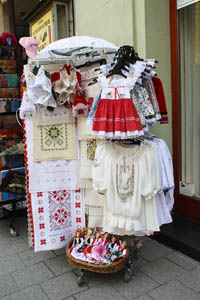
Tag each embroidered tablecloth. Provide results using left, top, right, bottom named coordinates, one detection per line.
left=36, top=106, right=75, bottom=126
left=25, top=119, right=78, bottom=192
left=31, top=189, right=85, bottom=252
left=33, top=118, right=77, bottom=161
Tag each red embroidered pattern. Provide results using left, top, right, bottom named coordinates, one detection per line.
left=40, top=239, right=46, bottom=245
left=48, top=190, right=72, bottom=231
left=60, top=236, right=65, bottom=242
left=38, top=207, right=44, bottom=213
left=39, top=223, right=45, bottom=229
left=37, top=192, right=43, bottom=197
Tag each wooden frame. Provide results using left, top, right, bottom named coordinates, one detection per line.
left=170, top=0, right=200, bottom=222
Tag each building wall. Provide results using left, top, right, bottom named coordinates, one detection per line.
left=74, top=0, right=135, bottom=46
left=145, top=0, right=172, bottom=152
left=74, top=0, right=172, bottom=152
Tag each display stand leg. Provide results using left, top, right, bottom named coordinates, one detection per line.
left=77, top=269, right=85, bottom=286
left=123, top=259, right=134, bottom=283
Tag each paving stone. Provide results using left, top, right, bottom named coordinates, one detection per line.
left=53, top=247, right=66, bottom=256
left=148, top=279, right=200, bottom=300
left=41, top=271, right=88, bottom=300
left=0, top=239, right=29, bottom=257
left=108, top=269, right=158, bottom=300
left=45, top=254, right=74, bottom=276
left=178, top=266, right=200, bottom=292
left=166, top=251, right=198, bottom=271
left=72, top=268, right=121, bottom=286
left=77, top=270, right=108, bottom=288
left=0, top=232, right=10, bottom=245
left=74, top=283, right=127, bottom=300
left=135, top=295, right=154, bottom=300
left=0, top=219, right=9, bottom=228
left=18, top=248, right=56, bottom=266
left=12, top=262, right=54, bottom=290
left=133, top=256, right=149, bottom=269
left=0, top=285, right=49, bottom=300
left=0, top=227, right=27, bottom=241
left=0, top=254, right=25, bottom=276
left=139, top=240, right=172, bottom=262
left=139, top=257, right=186, bottom=284
left=0, top=273, right=18, bottom=298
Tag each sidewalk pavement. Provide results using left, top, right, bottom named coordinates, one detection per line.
left=0, top=217, right=200, bottom=300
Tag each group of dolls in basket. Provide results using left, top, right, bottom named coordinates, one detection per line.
left=69, top=228, right=128, bottom=265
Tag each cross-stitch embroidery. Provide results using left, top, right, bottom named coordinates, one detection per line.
left=40, top=124, right=68, bottom=151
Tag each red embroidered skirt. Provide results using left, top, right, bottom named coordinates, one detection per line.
left=92, top=98, right=143, bottom=138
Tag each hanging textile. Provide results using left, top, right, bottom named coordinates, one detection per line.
left=24, top=119, right=78, bottom=193
left=31, top=189, right=85, bottom=252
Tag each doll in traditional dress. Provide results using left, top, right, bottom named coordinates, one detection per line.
left=87, top=232, right=109, bottom=264
left=69, top=229, right=83, bottom=253
left=77, top=228, right=94, bottom=253
left=107, top=240, right=127, bottom=264
left=84, top=231, right=102, bottom=256
left=106, top=235, right=118, bottom=255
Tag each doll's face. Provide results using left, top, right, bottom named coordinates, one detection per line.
left=96, top=232, right=101, bottom=239
left=104, top=232, right=109, bottom=239
left=87, top=229, right=93, bottom=236
left=122, top=241, right=127, bottom=248
left=111, top=236, right=117, bottom=242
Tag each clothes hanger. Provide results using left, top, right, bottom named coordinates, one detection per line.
left=88, top=78, right=98, bottom=86
left=106, top=60, right=129, bottom=78
left=75, top=58, right=106, bottom=69
left=106, top=67, right=127, bottom=78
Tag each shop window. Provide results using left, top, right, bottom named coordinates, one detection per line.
left=56, top=3, right=68, bottom=39
left=179, top=2, right=200, bottom=198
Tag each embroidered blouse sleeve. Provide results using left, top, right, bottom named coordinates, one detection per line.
left=92, top=143, right=107, bottom=194
left=141, top=145, right=161, bottom=200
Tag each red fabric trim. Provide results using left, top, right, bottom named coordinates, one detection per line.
left=22, top=120, right=35, bottom=247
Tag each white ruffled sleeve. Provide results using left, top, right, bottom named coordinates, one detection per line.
left=92, top=143, right=107, bottom=194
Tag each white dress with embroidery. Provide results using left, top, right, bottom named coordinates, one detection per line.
left=92, top=142, right=160, bottom=234
left=92, top=61, right=146, bottom=139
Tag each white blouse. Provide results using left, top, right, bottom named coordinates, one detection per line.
left=92, top=142, right=160, bottom=233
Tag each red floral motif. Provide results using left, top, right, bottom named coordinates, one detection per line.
left=52, top=190, right=67, bottom=202
left=54, top=208, right=67, bottom=225
left=60, top=236, right=65, bottom=242
left=37, top=192, right=43, bottom=197
left=76, top=217, right=81, bottom=223
left=39, top=223, right=45, bottom=229
left=75, top=202, right=80, bottom=208
left=38, top=207, right=44, bottom=213
left=75, top=189, right=80, bottom=193
left=40, top=239, right=46, bottom=245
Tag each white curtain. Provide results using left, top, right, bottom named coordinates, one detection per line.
left=179, top=2, right=200, bottom=196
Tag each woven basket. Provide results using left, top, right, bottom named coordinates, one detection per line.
left=66, top=238, right=129, bottom=274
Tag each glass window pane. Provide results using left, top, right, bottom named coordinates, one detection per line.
left=179, top=3, right=200, bottom=198
left=56, top=4, right=68, bottom=39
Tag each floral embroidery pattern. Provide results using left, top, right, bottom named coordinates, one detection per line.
left=116, top=158, right=135, bottom=202
left=48, top=190, right=72, bottom=231
left=87, top=139, right=97, bottom=160
left=40, top=124, right=68, bottom=151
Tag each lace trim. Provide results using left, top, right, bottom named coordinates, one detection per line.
left=92, top=130, right=144, bottom=139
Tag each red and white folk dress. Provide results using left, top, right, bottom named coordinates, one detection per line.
left=92, top=74, right=144, bottom=139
